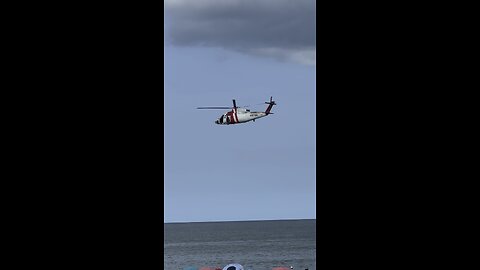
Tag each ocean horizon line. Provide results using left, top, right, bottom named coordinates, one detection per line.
left=164, top=218, right=316, bottom=224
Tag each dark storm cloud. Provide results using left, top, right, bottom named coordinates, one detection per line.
left=165, top=0, right=316, bottom=65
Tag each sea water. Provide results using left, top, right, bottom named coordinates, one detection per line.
left=164, top=219, right=316, bottom=270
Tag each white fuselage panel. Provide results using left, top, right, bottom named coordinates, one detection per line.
left=236, top=111, right=266, bottom=123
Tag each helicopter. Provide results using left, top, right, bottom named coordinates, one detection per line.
left=197, top=97, right=276, bottom=125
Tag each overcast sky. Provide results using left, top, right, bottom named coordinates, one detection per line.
left=164, top=0, right=316, bottom=223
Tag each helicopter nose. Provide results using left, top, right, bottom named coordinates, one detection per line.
left=215, top=120, right=219, bottom=124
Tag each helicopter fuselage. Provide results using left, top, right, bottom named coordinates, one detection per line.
left=215, top=109, right=268, bottom=125
left=198, top=97, right=276, bottom=125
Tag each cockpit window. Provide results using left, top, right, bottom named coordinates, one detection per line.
left=219, top=115, right=223, bottom=124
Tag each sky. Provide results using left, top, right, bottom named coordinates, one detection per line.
left=164, top=0, right=316, bottom=223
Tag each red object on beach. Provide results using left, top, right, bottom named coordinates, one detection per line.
left=272, top=268, right=290, bottom=270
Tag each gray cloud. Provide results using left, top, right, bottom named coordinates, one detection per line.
left=165, top=0, right=316, bottom=66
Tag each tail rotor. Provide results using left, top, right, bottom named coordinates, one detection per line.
left=264, top=96, right=276, bottom=105
left=264, top=96, right=276, bottom=114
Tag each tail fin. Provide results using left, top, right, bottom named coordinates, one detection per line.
left=264, top=96, right=276, bottom=114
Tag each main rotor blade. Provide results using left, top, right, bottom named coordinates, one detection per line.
left=197, top=107, right=232, bottom=109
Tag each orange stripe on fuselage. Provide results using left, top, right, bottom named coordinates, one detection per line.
left=228, top=109, right=239, bottom=124
left=234, top=109, right=239, bottom=123
left=227, top=111, right=235, bottom=124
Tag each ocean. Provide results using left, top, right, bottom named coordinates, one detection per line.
left=164, top=219, right=316, bottom=270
